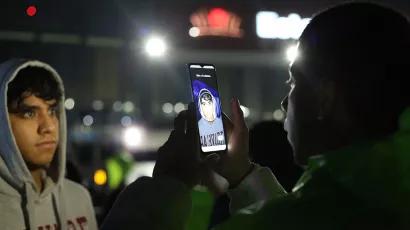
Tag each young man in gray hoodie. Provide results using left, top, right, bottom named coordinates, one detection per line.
left=0, top=59, right=97, bottom=230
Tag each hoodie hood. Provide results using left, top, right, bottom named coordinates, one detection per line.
left=0, top=59, right=67, bottom=192
left=198, top=88, right=217, bottom=121
left=0, top=59, right=67, bottom=229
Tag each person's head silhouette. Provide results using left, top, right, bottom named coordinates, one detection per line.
left=281, top=3, right=410, bottom=166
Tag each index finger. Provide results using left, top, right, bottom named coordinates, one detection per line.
left=174, top=110, right=187, bottom=133
left=186, top=102, right=199, bottom=144
left=222, top=112, right=234, bottom=137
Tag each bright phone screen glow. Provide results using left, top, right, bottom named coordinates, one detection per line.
left=188, top=64, right=227, bottom=153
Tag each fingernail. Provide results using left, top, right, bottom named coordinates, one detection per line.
left=231, top=98, right=240, bottom=105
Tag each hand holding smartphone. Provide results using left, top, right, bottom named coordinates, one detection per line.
left=187, top=63, right=228, bottom=155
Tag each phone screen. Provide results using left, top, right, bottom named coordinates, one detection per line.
left=188, top=64, right=227, bottom=153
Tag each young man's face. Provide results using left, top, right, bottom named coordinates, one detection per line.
left=200, top=97, right=214, bottom=121
left=282, top=42, right=324, bottom=166
left=8, top=94, right=59, bottom=169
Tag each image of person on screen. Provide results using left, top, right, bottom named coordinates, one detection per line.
left=198, top=88, right=225, bottom=147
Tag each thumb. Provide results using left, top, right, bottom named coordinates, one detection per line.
left=231, top=98, right=246, bottom=131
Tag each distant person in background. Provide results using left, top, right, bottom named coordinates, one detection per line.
left=105, top=148, right=135, bottom=191
left=208, top=120, right=303, bottom=228
left=0, top=60, right=97, bottom=230
left=97, top=148, right=134, bottom=225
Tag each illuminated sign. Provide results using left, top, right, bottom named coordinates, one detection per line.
left=189, top=8, right=244, bottom=38
left=256, top=11, right=311, bottom=40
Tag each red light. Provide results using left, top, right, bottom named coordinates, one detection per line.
left=208, top=8, right=229, bottom=28
left=27, top=6, right=36, bottom=17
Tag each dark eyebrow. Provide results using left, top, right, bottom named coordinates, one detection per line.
left=16, top=102, right=38, bottom=110
left=9, top=104, right=37, bottom=114
left=16, top=101, right=58, bottom=111
left=48, top=102, right=58, bottom=108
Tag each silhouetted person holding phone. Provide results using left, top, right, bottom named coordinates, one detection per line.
left=102, top=3, right=410, bottom=229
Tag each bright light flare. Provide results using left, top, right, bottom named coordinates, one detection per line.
left=145, top=37, right=166, bottom=57
left=287, top=45, right=298, bottom=62
left=240, top=105, right=250, bottom=118
left=123, top=127, right=143, bottom=149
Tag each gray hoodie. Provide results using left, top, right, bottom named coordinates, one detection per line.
left=0, top=59, right=97, bottom=230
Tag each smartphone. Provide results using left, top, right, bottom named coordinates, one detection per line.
left=187, top=63, right=227, bottom=154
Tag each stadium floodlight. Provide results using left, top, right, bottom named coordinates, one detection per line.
left=144, top=36, right=166, bottom=57
left=122, top=126, right=144, bottom=149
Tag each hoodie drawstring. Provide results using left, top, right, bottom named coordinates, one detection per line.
left=23, top=182, right=36, bottom=230
left=53, top=187, right=68, bottom=230
left=23, top=183, right=68, bottom=230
